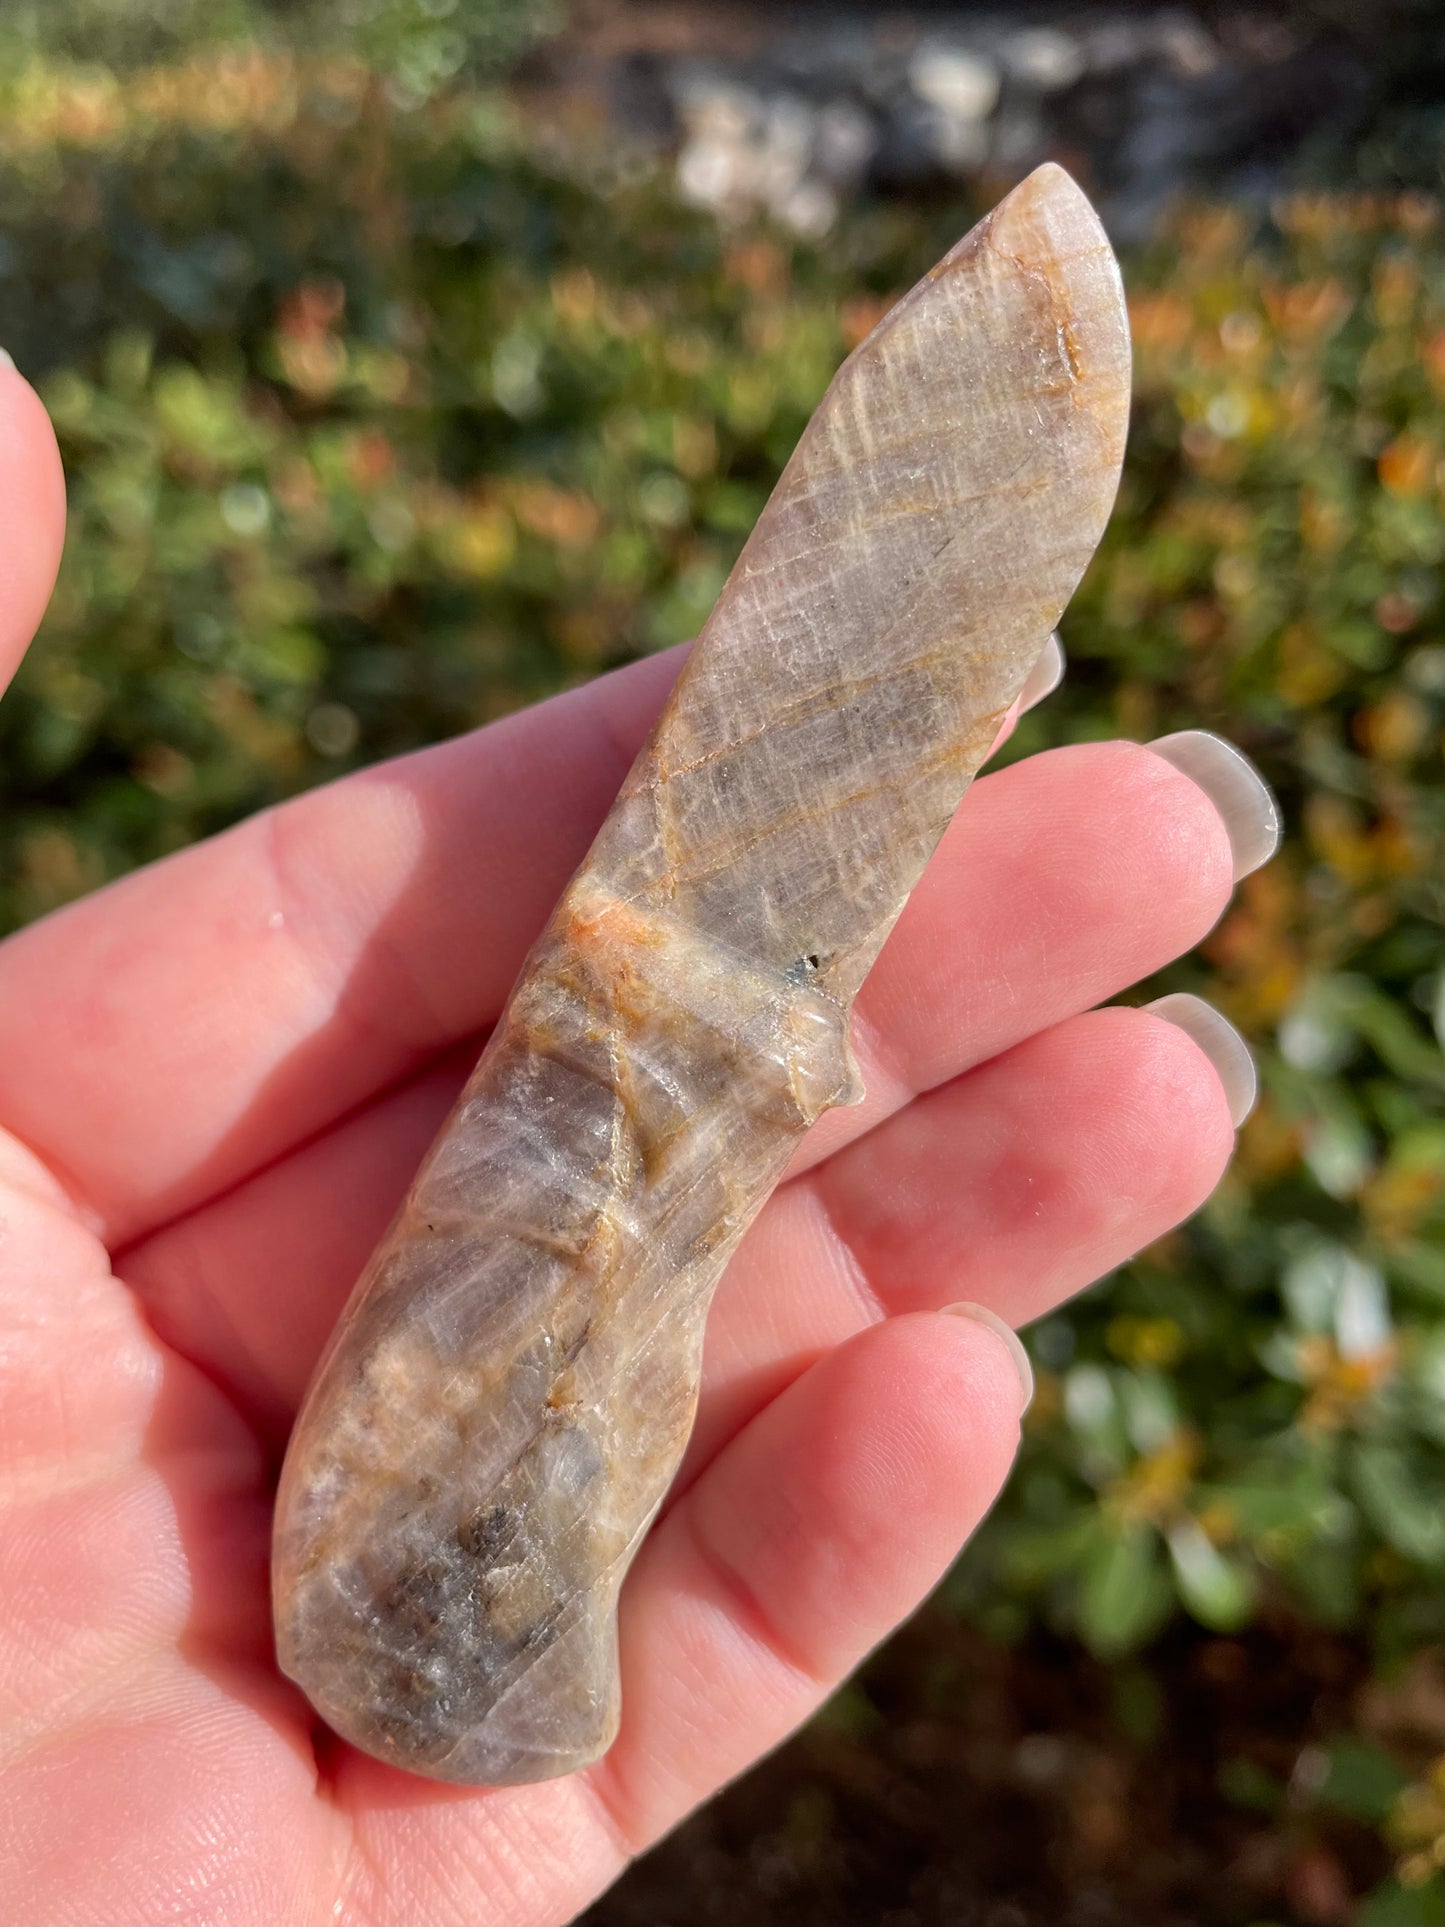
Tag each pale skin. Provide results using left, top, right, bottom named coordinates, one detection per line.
left=0, top=355, right=1245, bottom=1925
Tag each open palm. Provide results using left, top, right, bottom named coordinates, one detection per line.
left=0, top=355, right=1262, bottom=1924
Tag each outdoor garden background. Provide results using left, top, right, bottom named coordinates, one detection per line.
left=2, top=3, right=1443, bottom=1921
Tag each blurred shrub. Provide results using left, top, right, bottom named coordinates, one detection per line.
left=962, top=194, right=1445, bottom=1662
left=0, top=39, right=1442, bottom=1909
left=0, top=48, right=866, bottom=912
left=1, top=0, right=557, bottom=96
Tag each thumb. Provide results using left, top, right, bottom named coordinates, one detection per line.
left=0, top=351, right=67, bottom=700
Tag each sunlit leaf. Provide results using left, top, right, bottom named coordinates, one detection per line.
left=1166, top=1519, right=1257, bottom=1631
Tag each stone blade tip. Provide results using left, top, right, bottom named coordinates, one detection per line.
left=1011, top=159, right=1090, bottom=213
left=988, top=161, right=1131, bottom=421
left=991, top=161, right=1114, bottom=269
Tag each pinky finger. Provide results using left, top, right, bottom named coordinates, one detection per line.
left=587, top=1305, right=1031, bottom=1853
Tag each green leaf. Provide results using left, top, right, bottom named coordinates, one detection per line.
left=1077, top=1524, right=1171, bottom=1657
left=1387, top=1240, right=1445, bottom=1304
left=1116, top=1371, right=1181, bottom=1454
left=1352, top=1441, right=1445, bottom=1565
left=1166, top=1519, right=1257, bottom=1631
left=1314, top=1738, right=1410, bottom=1823
left=1281, top=1236, right=1388, bottom=1345
left=1197, top=1464, right=1350, bottom=1541
left=1334, top=977, right=1445, bottom=1092
left=1062, top=1363, right=1130, bottom=1474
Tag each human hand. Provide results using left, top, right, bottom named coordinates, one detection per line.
left=0, top=354, right=1274, bottom=1924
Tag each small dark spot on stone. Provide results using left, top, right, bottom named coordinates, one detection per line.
left=385, top=1553, right=451, bottom=1639
left=460, top=1503, right=516, bottom=1560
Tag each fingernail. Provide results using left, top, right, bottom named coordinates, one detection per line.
left=942, top=1302, right=1034, bottom=1414
left=1147, top=730, right=1281, bottom=881
left=1019, top=632, right=1065, bottom=712
left=1146, top=992, right=1258, bottom=1126
left=0, top=348, right=14, bottom=373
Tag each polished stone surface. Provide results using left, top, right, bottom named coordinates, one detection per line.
left=272, top=162, right=1132, bottom=1786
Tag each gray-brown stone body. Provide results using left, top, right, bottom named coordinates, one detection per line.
left=272, top=163, right=1132, bottom=1785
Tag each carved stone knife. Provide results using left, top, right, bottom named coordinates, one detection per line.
left=272, top=162, right=1132, bottom=1785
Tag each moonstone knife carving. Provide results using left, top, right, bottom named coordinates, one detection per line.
left=272, top=162, right=1131, bottom=1785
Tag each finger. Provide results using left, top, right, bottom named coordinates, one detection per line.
left=0, top=1160, right=347, bottom=1927
left=680, top=1001, right=1236, bottom=1478
left=787, top=735, right=1236, bottom=1173
left=0, top=355, right=67, bottom=694
left=0, top=646, right=680, bottom=1240
left=324, top=1309, right=1025, bottom=1915
left=19, top=723, right=1237, bottom=1247
left=123, top=1003, right=1233, bottom=1461
left=121, top=1049, right=475, bottom=1444
left=0, top=596, right=1056, bottom=1233
left=582, top=1305, right=1028, bottom=1852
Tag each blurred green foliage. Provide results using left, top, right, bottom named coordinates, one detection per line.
left=0, top=0, right=557, bottom=97
left=960, top=199, right=1445, bottom=1651
left=1, top=36, right=1443, bottom=1912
